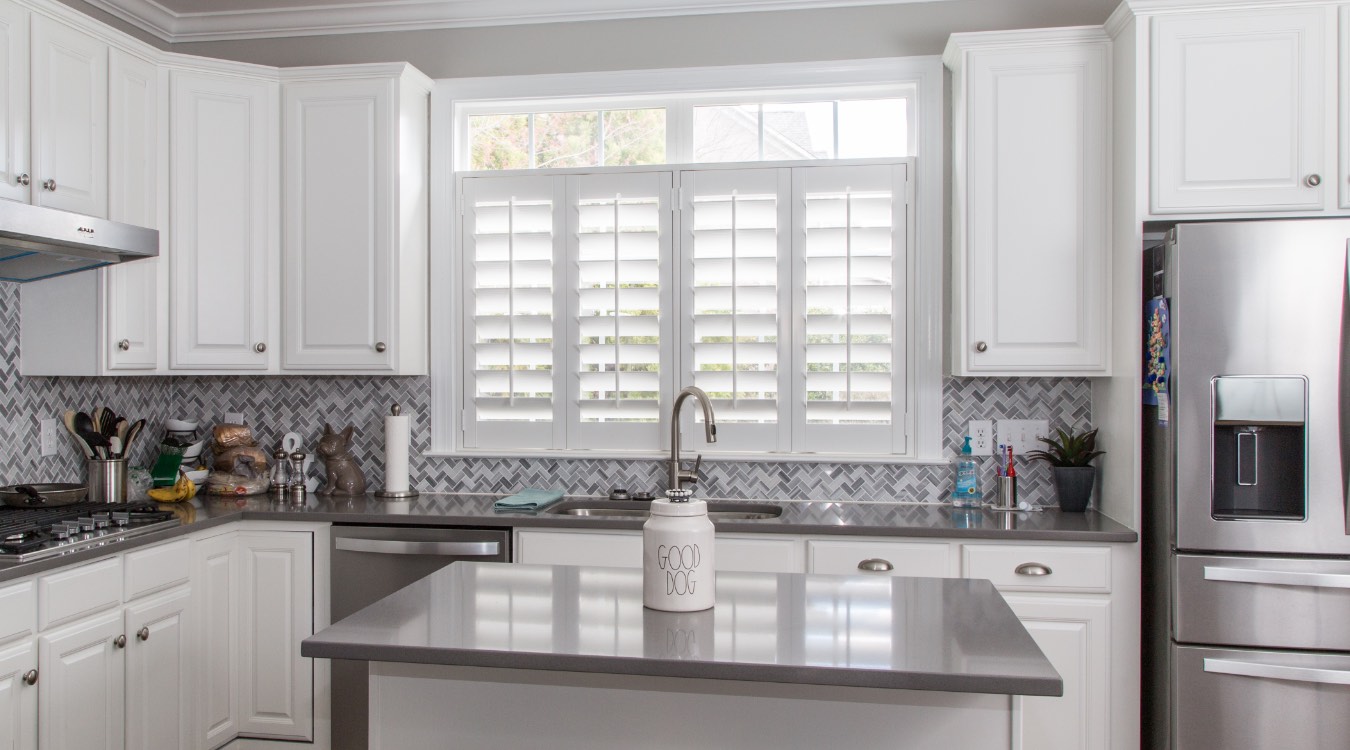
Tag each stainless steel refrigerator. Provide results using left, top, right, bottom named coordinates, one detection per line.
left=1142, top=218, right=1350, bottom=750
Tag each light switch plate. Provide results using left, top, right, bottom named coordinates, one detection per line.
left=997, top=419, right=1050, bottom=457
left=224, top=412, right=245, bottom=426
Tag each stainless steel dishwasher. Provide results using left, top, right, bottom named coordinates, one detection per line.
left=330, top=524, right=510, bottom=750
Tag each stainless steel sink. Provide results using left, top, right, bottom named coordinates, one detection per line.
left=546, top=500, right=783, bottom=521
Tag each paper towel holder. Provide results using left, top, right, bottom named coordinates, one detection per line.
left=375, top=403, right=421, bottom=500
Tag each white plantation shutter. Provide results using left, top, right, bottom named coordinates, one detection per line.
left=680, top=168, right=792, bottom=452
left=793, top=163, right=908, bottom=454
left=566, top=171, right=674, bottom=450
left=461, top=175, right=565, bottom=449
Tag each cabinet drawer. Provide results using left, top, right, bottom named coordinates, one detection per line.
left=38, top=556, right=122, bottom=631
left=807, top=539, right=953, bottom=578
left=0, top=580, right=35, bottom=646
left=963, top=544, right=1110, bottom=593
left=718, top=535, right=801, bottom=574
left=124, top=538, right=191, bottom=600
left=515, top=530, right=643, bottom=568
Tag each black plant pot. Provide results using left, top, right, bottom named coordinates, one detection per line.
left=1053, top=466, right=1095, bottom=512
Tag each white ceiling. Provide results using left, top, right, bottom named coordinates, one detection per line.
left=83, top=0, right=957, bottom=43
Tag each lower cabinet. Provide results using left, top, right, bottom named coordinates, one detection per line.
left=0, top=640, right=37, bottom=750
left=1003, top=595, right=1110, bottom=750
left=125, top=587, right=193, bottom=750
left=38, top=610, right=125, bottom=750
left=514, top=529, right=801, bottom=573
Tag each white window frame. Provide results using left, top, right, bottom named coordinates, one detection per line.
left=431, top=57, right=945, bottom=463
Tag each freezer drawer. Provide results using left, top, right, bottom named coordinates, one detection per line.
left=1175, top=554, right=1350, bottom=651
left=1174, top=645, right=1350, bottom=750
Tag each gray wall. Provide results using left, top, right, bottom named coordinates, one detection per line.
left=149, top=0, right=1117, bottom=77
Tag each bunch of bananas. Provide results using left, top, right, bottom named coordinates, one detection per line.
left=148, top=471, right=197, bottom=503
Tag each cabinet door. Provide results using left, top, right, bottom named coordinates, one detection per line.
left=1152, top=7, right=1328, bottom=213
left=195, top=532, right=238, bottom=750
left=29, top=15, right=106, bottom=217
left=125, top=587, right=192, bottom=750
left=807, top=538, right=953, bottom=577
left=0, top=0, right=27, bottom=205
left=237, top=532, right=313, bottom=740
left=105, top=49, right=164, bottom=372
left=170, top=70, right=277, bottom=370
left=956, top=39, right=1109, bottom=374
left=37, top=610, right=125, bottom=750
left=0, top=640, right=36, bottom=750
left=281, top=78, right=393, bottom=370
left=1002, top=595, right=1110, bottom=750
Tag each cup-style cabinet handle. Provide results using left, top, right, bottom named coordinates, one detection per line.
left=858, top=558, right=894, bottom=572
left=1015, top=562, right=1052, bottom=577
left=114, top=634, right=126, bottom=649
left=375, top=342, right=387, bottom=353
left=22, top=669, right=36, bottom=686
left=41, top=178, right=55, bottom=192
left=254, top=342, right=266, bottom=353
left=1306, top=174, right=1322, bottom=187
left=137, top=626, right=150, bottom=642
left=117, top=339, right=130, bottom=351
left=975, top=341, right=988, bottom=353
left=15, top=173, right=28, bottom=186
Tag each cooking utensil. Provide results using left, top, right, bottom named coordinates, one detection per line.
left=123, top=419, right=145, bottom=458
left=62, top=410, right=94, bottom=459
left=0, top=483, right=87, bottom=507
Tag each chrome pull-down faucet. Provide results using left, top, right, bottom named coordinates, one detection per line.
left=669, top=386, right=717, bottom=492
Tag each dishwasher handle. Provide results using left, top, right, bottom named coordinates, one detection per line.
left=334, top=537, right=502, bottom=557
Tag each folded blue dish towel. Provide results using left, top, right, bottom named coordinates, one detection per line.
left=493, top=488, right=565, bottom=512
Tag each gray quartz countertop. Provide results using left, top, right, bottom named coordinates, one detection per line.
left=0, top=492, right=1135, bottom=583
left=301, top=561, right=1064, bottom=696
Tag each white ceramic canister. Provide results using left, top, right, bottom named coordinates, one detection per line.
left=643, top=489, right=715, bottom=612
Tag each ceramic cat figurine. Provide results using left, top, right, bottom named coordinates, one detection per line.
left=316, top=423, right=367, bottom=496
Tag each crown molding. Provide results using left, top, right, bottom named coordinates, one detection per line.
left=943, top=25, right=1109, bottom=71
left=81, top=0, right=953, bottom=43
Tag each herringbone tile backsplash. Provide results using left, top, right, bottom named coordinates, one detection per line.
left=0, top=282, right=1090, bottom=505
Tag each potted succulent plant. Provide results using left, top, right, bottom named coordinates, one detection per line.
left=1027, top=426, right=1104, bottom=512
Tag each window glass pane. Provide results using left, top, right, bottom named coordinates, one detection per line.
left=535, top=111, right=600, bottom=168
left=763, top=102, right=834, bottom=160
left=603, top=109, right=666, bottom=166
left=837, top=99, right=908, bottom=158
left=469, top=114, right=530, bottom=170
left=693, top=105, right=761, bottom=163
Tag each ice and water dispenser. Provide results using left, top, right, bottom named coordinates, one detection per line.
left=1210, top=376, right=1308, bottom=521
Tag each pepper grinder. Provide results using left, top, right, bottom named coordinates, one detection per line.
left=288, top=451, right=308, bottom=503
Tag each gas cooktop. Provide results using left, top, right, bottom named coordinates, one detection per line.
left=0, top=502, right=182, bottom=563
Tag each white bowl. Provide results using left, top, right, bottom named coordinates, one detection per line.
left=184, top=469, right=209, bottom=483
left=165, top=419, right=199, bottom=433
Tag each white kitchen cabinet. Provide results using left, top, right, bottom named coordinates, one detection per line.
left=514, top=529, right=804, bottom=573
left=124, top=586, right=192, bottom=750
left=237, top=531, right=313, bottom=741
left=0, top=640, right=36, bottom=750
left=194, top=532, right=238, bottom=750
left=280, top=66, right=430, bottom=374
left=0, top=0, right=27, bottom=205
left=169, top=69, right=278, bottom=371
left=945, top=28, right=1110, bottom=375
left=29, top=14, right=106, bottom=218
left=806, top=538, right=953, bottom=577
left=1003, top=595, right=1110, bottom=750
left=1152, top=6, right=1329, bottom=214
left=37, top=610, right=125, bottom=750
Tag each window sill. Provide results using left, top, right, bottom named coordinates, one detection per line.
left=423, top=448, right=947, bottom=466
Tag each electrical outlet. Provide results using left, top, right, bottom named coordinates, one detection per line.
left=224, top=412, right=245, bottom=426
left=39, top=418, right=60, bottom=457
left=967, top=420, right=993, bottom=455
left=997, top=419, right=1051, bottom=457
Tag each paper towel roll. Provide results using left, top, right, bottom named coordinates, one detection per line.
left=384, top=412, right=411, bottom=493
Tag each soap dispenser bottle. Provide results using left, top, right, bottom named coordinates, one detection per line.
left=643, top=488, right=715, bottom=612
left=952, top=436, right=980, bottom=508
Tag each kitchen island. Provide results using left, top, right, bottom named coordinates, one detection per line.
left=303, top=561, right=1061, bottom=749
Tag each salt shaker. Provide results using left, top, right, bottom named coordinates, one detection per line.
left=270, top=449, right=292, bottom=495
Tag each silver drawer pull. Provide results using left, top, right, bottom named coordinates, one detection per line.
left=1204, top=658, right=1350, bottom=686
left=1015, top=563, right=1052, bottom=576
left=335, top=538, right=500, bottom=557
left=857, top=558, right=893, bottom=572
left=1203, top=566, right=1350, bottom=589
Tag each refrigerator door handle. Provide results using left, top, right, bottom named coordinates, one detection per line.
left=1204, top=657, right=1350, bottom=686
left=1204, top=565, right=1350, bottom=589
left=1343, top=241, right=1350, bottom=533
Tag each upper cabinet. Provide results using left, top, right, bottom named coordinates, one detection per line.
left=1151, top=6, right=1329, bottom=214
left=945, top=28, right=1111, bottom=376
left=0, top=0, right=27, bottom=204
left=30, top=14, right=106, bottom=218
left=280, top=66, right=430, bottom=374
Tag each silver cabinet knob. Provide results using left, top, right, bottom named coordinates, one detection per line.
left=117, top=339, right=130, bottom=351
left=375, top=342, right=387, bottom=353
left=254, top=342, right=266, bottom=353
left=1015, top=562, right=1052, bottom=577
left=22, top=669, right=36, bottom=686
left=1305, top=174, right=1322, bottom=187
left=15, top=173, right=28, bottom=186
left=41, top=178, right=55, bottom=192
left=114, top=634, right=126, bottom=649
left=857, top=558, right=894, bottom=572
left=137, top=626, right=149, bottom=642
left=975, top=341, right=988, bottom=353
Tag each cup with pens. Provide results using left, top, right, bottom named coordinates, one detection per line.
left=992, top=443, right=1017, bottom=511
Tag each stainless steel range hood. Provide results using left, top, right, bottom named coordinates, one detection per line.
left=0, top=200, right=158, bottom=282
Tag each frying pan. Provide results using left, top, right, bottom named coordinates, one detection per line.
left=0, top=484, right=88, bottom=508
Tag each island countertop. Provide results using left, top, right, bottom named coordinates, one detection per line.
left=301, top=561, right=1063, bottom=697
